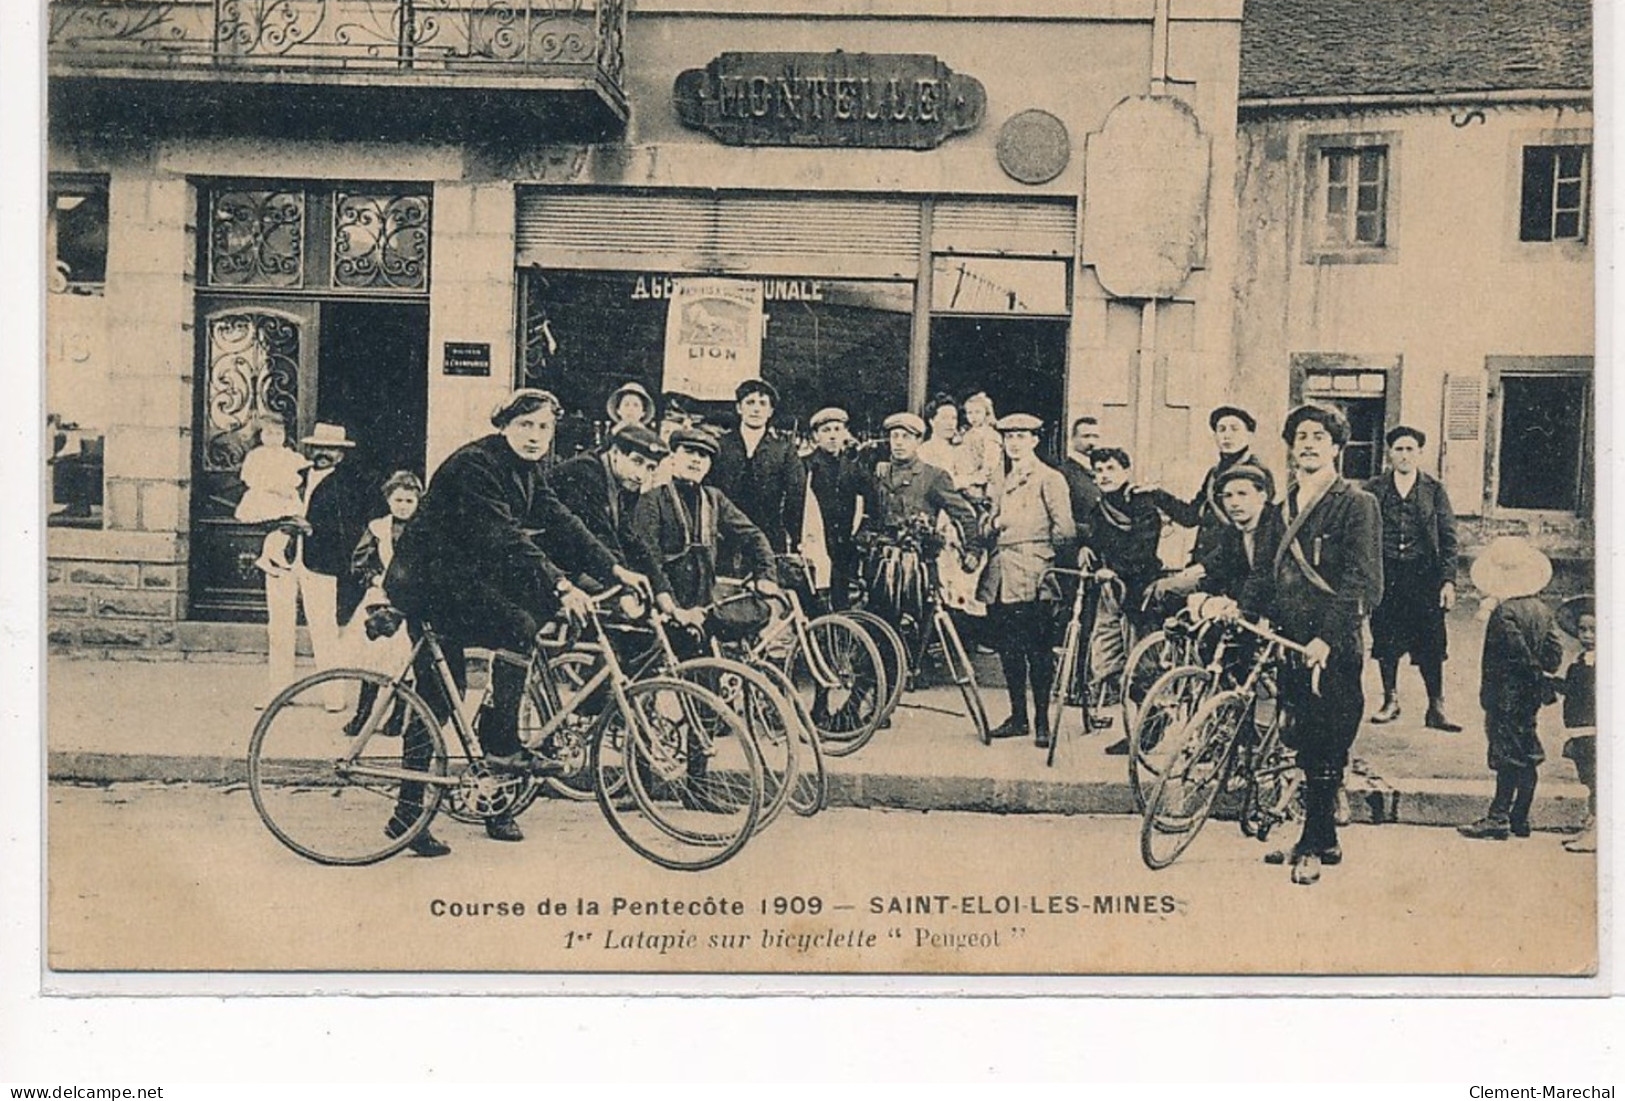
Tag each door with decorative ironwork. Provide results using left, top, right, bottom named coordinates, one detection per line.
left=191, top=301, right=320, bottom=621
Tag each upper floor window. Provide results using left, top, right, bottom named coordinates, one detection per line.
left=1321, top=146, right=1388, bottom=248
left=1519, top=144, right=1590, bottom=243
left=48, top=174, right=109, bottom=294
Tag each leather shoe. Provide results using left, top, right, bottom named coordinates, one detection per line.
left=1458, top=817, right=1510, bottom=840
left=1424, top=705, right=1463, bottom=733
left=485, top=750, right=565, bottom=777
left=1291, top=853, right=1322, bottom=885
left=1034, top=731, right=1051, bottom=749
left=1371, top=696, right=1401, bottom=724
left=1103, top=737, right=1130, bottom=756
left=485, top=815, right=525, bottom=842
left=1319, top=845, right=1342, bottom=866
left=385, top=817, right=451, bottom=858
left=1511, top=821, right=1532, bottom=838
left=987, top=717, right=1030, bottom=740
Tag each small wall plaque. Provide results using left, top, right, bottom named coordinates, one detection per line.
left=443, top=341, right=492, bottom=377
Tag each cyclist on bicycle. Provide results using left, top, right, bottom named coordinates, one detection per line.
left=384, top=389, right=652, bottom=850
left=546, top=423, right=667, bottom=564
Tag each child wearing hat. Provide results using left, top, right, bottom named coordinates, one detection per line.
left=1459, top=537, right=1566, bottom=840
left=1553, top=595, right=1596, bottom=853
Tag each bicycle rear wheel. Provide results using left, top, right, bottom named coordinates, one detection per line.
left=752, top=659, right=828, bottom=817
left=842, top=608, right=906, bottom=726
left=591, top=677, right=763, bottom=871
left=787, top=614, right=887, bottom=758
left=248, top=668, right=447, bottom=866
left=1239, top=695, right=1303, bottom=841
left=672, top=656, right=798, bottom=831
left=1140, top=688, right=1249, bottom=870
left=1128, top=664, right=1214, bottom=811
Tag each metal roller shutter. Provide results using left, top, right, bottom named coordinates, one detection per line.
left=516, top=190, right=921, bottom=278
left=932, top=197, right=1077, bottom=257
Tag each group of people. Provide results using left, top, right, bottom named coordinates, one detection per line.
left=235, top=377, right=1597, bottom=877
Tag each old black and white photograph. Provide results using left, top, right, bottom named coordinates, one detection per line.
left=25, top=0, right=1607, bottom=988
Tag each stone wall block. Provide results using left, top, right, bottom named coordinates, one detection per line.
left=95, top=590, right=176, bottom=619
left=139, top=481, right=187, bottom=533
left=105, top=426, right=188, bottom=481
left=66, top=562, right=139, bottom=587
left=49, top=592, right=91, bottom=615
left=81, top=623, right=151, bottom=648
left=140, top=564, right=180, bottom=589
left=48, top=622, right=80, bottom=648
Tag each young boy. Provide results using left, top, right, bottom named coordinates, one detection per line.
left=1459, top=537, right=1565, bottom=840
left=1555, top=595, right=1596, bottom=854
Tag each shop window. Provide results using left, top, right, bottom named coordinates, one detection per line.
left=1519, top=145, right=1590, bottom=243
left=47, top=414, right=104, bottom=528
left=1495, top=373, right=1590, bottom=512
left=48, top=175, right=108, bottom=293
left=519, top=269, right=911, bottom=452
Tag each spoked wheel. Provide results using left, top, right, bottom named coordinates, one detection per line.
left=935, top=610, right=991, bottom=744
left=751, top=659, right=828, bottom=817
left=248, top=668, right=448, bottom=866
left=1128, top=665, right=1214, bottom=812
left=524, top=650, right=610, bottom=803
left=1140, top=688, right=1249, bottom=870
left=1239, top=698, right=1303, bottom=841
left=672, top=656, right=798, bottom=831
left=787, top=614, right=887, bottom=758
left=1122, top=629, right=1194, bottom=732
left=591, top=676, right=763, bottom=871
left=842, top=608, right=907, bottom=727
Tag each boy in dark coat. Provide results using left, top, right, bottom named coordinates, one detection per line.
left=1555, top=595, right=1596, bottom=853
left=709, top=378, right=805, bottom=569
left=1144, top=405, right=1276, bottom=568
left=1459, top=538, right=1565, bottom=841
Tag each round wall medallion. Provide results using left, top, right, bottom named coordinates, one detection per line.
left=996, top=109, right=1071, bottom=185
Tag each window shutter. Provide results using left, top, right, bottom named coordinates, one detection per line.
left=932, top=198, right=1076, bottom=257
left=516, top=191, right=920, bottom=278
left=1440, top=373, right=1485, bottom=517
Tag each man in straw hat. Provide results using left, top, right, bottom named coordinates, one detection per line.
left=1366, top=425, right=1463, bottom=731
left=1458, top=537, right=1565, bottom=841
left=1262, top=403, right=1383, bottom=886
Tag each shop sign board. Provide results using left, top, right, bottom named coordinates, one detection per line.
left=674, top=52, right=985, bottom=149
left=662, top=278, right=765, bottom=400
left=442, top=341, right=492, bottom=377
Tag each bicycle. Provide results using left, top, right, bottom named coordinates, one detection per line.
left=247, top=586, right=765, bottom=871
left=1120, top=599, right=1206, bottom=734
left=1037, top=565, right=1101, bottom=767
left=1139, top=615, right=1309, bottom=870
left=858, top=523, right=991, bottom=744
left=1124, top=610, right=1232, bottom=810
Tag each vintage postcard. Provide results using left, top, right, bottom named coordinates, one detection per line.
left=40, top=0, right=1602, bottom=983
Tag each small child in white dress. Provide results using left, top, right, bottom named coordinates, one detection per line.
left=235, top=417, right=310, bottom=575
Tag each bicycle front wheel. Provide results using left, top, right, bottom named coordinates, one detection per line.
left=936, top=610, right=991, bottom=744
left=248, top=668, right=448, bottom=866
left=592, top=677, right=763, bottom=872
left=787, top=614, right=887, bottom=758
left=1128, top=664, right=1214, bottom=811
left=751, top=658, right=828, bottom=817
left=1122, top=628, right=1190, bottom=732
left=672, top=656, right=798, bottom=831
left=1044, top=619, right=1083, bottom=768
left=528, top=649, right=609, bottom=803
left=842, top=608, right=907, bottom=726
left=1140, top=688, right=1249, bottom=870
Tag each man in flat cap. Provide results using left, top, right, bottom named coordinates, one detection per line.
left=978, top=414, right=1077, bottom=745
left=630, top=426, right=777, bottom=629
left=802, top=406, right=870, bottom=609
left=710, top=378, right=806, bottom=575
left=385, top=389, right=650, bottom=851
left=547, top=423, right=667, bottom=569
left=1148, top=462, right=1283, bottom=616
left=1364, top=425, right=1462, bottom=731
left=1262, top=403, right=1383, bottom=885
left=1144, top=405, right=1276, bottom=570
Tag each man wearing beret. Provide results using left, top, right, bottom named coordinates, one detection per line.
left=546, top=423, right=667, bottom=569
left=1365, top=426, right=1462, bottom=731
left=1263, top=403, right=1384, bottom=885
left=803, top=407, right=870, bottom=609
left=385, top=389, right=650, bottom=851
left=709, top=378, right=806, bottom=574
left=1145, top=405, right=1276, bottom=568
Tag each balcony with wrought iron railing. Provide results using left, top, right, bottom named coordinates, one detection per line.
left=49, top=0, right=628, bottom=139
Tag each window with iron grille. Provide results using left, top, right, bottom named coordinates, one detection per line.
left=1519, top=144, right=1590, bottom=243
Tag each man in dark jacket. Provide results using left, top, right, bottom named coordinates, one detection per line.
left=1147, top=463, right=1283, bottom=616
left=630, top=426, right=777, bottom=624
left=546, top=424, right=667, bottom=568
left=803, top=406, right=870, bottom=609
left=385, top=389, right=648, bottom=851
left=1145, top=405, right=1276, bottom=568
left=709, top=378, right=805, bottom=572
left=1059, top=415, right=1103, bottom=543
left=1264, top=403, right=1384, bottom=886
left=1365, top=426, right=1462, bottom=731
